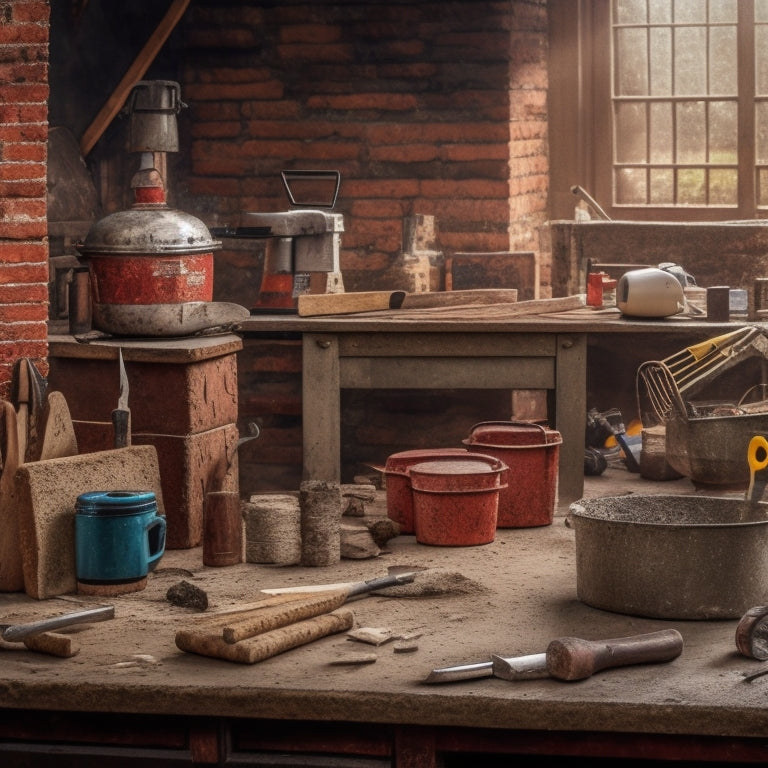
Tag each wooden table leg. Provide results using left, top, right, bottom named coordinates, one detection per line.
left=554, top=332, right=587, bottom=504
left=302, top=332, right=341, bottom=482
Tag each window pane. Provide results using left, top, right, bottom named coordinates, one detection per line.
left=649, top=0, right=672, bottom=25
left=616, top=28, right=648, bottom=95
left=710, top=26, right=737, bottom=93
left=650, top=102, right=673, bottom=162
left=758, top=169, right=768, bottom=206
left=677, top=168, right=706, bottom=204
left=616, top=167, right=647, bottom=204
left=756, top=102, right=768, bottom=163
left=649, top=168, right=674, bottom=203
left=616, top=103, right=647, bottom=162
left=614, top=0, right=647, bottom=25
left=709, top=101, right=737, bottom=162
left=757, top=0, right=768, bottom=24
left=650, top=27, right=672, bottom=95
left=708, top=0, right=736, bottom=24
left=757, top=25, right=768, bottom=95
left=674, top=0, right=706, bottom=24
left=675, top=27, right=707, bottom=94
left=709, top=168, right=737, bottom=205
left=677, top=101, right=706, bottom=162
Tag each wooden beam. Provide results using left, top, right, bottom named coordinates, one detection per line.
left=79, top=0, right=191, bottom=157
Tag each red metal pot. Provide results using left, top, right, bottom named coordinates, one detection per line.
left=77, top=169, right=221, bottom=337
left=409, top=457, right=507, bottom=546
left=463, top=421, right=562, bottom=528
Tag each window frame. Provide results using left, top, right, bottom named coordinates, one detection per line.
left=548, top=0, right=767, bottom=222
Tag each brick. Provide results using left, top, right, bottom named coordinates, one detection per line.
left=49, top=353, right=239, bottom=434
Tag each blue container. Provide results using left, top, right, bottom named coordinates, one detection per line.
left=75, top=490, right=166, bottom=584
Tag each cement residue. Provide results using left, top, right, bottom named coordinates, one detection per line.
left=371, top=567, right=488, bottom=598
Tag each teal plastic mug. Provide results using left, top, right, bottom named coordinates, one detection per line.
left=75, top=490, right=166, bottom=584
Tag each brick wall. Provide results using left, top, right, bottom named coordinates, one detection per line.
left=170, top=0, right=552, bottom=493
left=175, top=0, right=550, bottom=297
left=0, top=0, right=50, bottom=398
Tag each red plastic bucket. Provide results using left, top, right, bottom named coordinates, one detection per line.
left=463, top=421, right=562, bottom=528
left=409, top=457, right=507, bottom=546
left=384, top=448, right=468, bottom=534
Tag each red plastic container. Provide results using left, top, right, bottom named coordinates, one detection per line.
left=384, top=448, right=468, bottom=534
left=463, top=421, right=562, bottom=528
left=409, top=458, right=507, bottom=546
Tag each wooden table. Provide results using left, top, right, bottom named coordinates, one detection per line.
left=241, top=304, right=744, bottom=505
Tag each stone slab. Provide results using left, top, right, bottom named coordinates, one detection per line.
left=15, top=445, right=164, bottom=599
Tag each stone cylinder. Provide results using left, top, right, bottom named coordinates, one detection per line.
left=243, top=494, right=301, bottom=565
left=299, top=480, right=342, bottom=567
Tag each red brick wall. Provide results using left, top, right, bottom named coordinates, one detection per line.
left=175, top=0, right=550, bottom=296
left=0, top=0, right=50, bottom=398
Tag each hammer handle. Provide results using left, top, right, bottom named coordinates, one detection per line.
left=545, top=629, right=683, bottom=681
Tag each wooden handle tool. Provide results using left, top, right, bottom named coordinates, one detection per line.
left=175, top=608, right=354, bottom=664
left=545, top=629, right=683, bottom=681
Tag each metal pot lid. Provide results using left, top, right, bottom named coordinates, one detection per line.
left=464, top=420, right=561, bottom=447
left=77, top=207, right=221, bottom=255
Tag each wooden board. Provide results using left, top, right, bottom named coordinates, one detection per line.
left=298, top=289, right=520, bottom=317
left=16, top=445, right=164, bottom=599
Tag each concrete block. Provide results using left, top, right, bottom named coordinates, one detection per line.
left=49, top=353, right=238, bottom=434
left=16, top=446, right=164, bottom=600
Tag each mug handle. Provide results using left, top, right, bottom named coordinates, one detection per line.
left=146, top=516, right=167, bottom=567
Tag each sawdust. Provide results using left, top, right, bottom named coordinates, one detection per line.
left=370, top=567, right=488, bottom=598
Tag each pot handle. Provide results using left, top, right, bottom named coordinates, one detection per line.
left=467, top=420, right=549, bottom=436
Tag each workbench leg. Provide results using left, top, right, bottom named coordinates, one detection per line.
left=555, top=333, right=587, bottom=505
left=302, top=333, right=341, bottom=483
left=394, top=726, right=440, bottom=768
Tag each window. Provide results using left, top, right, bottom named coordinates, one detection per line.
left=548, top=0, right=768, bottom=220
left=610, top=0, right=768, bottom=215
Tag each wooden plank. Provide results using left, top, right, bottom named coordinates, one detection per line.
left=80, top=0, right=192, bottom=156
left=338, top=333, right=558, bottom=358
left=387, top=295, right=583, bottom=321
left=339, top=357, right=554, bottom=390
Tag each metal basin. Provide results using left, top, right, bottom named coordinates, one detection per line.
left=569, top=495, right=768, bottom=619
left=666, top=410, right=768, bottom=487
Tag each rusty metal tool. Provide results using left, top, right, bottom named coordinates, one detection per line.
left=1, top=604, right=115, bottom=642
left=423, top=629, right=683, bottom=684
left=112, top=348, right=131, bottom=448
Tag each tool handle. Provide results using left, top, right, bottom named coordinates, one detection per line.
left=112, top=408, right=131, bottom=448
left=545, top=629, right=683, bottom=681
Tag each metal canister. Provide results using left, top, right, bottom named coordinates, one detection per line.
left=77, top=173, right=221, bottom=336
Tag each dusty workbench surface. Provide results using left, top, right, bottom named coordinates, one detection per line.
left=0, top=471, right=763, bottom=741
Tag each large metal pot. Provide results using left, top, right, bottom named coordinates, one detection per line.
left=665, top=409, right=768, bottom=487
left=76, top=171, right=221, bottom=337
left=569, top=495, right=768, bottom=619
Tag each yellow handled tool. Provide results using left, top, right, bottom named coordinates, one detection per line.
left=746, top=435, right=768, bottom=504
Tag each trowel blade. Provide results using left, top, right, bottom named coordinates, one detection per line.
left=423, top=651, right=550, bottom=684
left=491, top=652, right=549, bottom=681
left=422, top=659, right=494, bottom=684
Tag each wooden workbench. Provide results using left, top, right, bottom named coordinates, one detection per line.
left=0, top=473, right=766, bottom=766
left=241, top=304, right=743, bottom=505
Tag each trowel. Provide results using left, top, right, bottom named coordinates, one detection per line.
left=1, top=605, right=115, bottom=642
left=423, top=629, right=683, bottom=684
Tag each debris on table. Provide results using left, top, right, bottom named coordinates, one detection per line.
left=347, top=627, right=396, bottom=646
left=167, top=580, right=209, bottom=611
